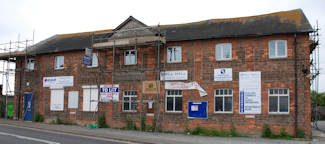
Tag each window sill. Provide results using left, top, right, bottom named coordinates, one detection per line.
left=165, top=111, right=182, bottom=113
left=124, top=64, right=137, bottom=66
left=213, top=112, right=233, bottom=114
left=167, top=61, right=182, bottom=64
left=87, top=66, right=98, bottom=68
left=214, top=59, right=232, bottom=62
left=268, top=57, right=288, bottom=59
left=54, top=68, right=64, bottom=70
left=268, top=112, right=290, bottom=115
left=122, top=110, right=137, bottom=113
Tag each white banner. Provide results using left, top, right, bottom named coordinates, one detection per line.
left=43, top=76, right=74, bottom=87
left=165, top=81, right=207, bottom=97
left=214, top=68, right=232, bottom=81
left=239, top=71, right=261, bottom=114
left=100, top=84, right=119, bottom=101
left=160, top=70, right=188, bottom=80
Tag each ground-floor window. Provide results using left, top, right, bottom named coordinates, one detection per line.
left=166, top=90, right=182, bottom=112
left=214, top=88, right=233, bottom=113
left=50, top=87, right=64, bottom=111
left=82, top=86, right=98, bottom=111
left=269, top=88, right=289, bottom=114
left=123, top=90, right=137, bottom=111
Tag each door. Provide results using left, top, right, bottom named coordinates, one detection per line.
left=24, top=94, right=33, bottom=121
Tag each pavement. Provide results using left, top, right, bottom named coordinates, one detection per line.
left=311, top=121, right=325, bottom=141
left=1, top=118, right=325, bottom=144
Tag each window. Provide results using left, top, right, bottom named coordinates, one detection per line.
left=82, top=86, right=98, bottom=111
left=123, top=90, right=137, bottom=111
left=124, top=50, right=137, bottom=65
left=166, top=90, right=182, bottom=112
left=214, top=88, right=233, bottom=113
left=87, top=53, right=98, bottom=67
left=269, top=40, right=287, bottom=58
left=50, top=87, right=64, bottom=111
left=26, top=58, right=34, bottom=70
left=269, top=88, right=289, bottom=114
left=167, top=46, right=182, bottom=63
left=55, top=56, right=64, bottom=69
left=215, top=43, right=232, bottom=60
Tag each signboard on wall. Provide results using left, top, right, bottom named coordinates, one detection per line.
left=83, top=55, right=92, bottom=66
left=188, top=101, right=208, bottom=119
left=160, top=70, right=188, bottom=80
left=100, top=84, right=119, bottom=101
left=214, top=68, right=232, bottom=81
left=165, top=81, right=207, bottom=97
left=85, top=48, right=93, bottom=57
left=68, top=91, right=79, bottom=109
left=142, top=81, right=160, bottom=94
left=239, top=71, right=261, bottom=114
left=43, top=76, right=74, bottom=87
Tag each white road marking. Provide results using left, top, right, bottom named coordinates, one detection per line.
left=0, top=131, right=60, bottom=144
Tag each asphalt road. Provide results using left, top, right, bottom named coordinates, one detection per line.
left=0, top=123, right=132, bottom=144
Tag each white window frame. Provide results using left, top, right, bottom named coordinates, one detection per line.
left=165, top=90, right=183, bottom=113
left=215, top=43, right=232, bottom=60
left=167, top=46, right=182, bottom=63
left=124, top=50, right=137, bottom=65
left=268, top=87, right=289, bottom=114
left=214, top=88, right=233, bottom=113
left=87, top=53, right=98, bottom=68
left=26, top=58, right=34, bottom=70
left=122, top=90, right=137, bottom=112
left=54, top=56, right=64, bottom=69
left=269, top=40, right=287, bottom=58
left=82, top=85, right=98, bottom=111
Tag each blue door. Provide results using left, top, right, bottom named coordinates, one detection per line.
left=24, top=94, right=33, bottom=121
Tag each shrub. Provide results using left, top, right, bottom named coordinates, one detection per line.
left=297, top=128, right=305, bottom=138
left=126, top=118, right=137, bottom=130
left=262, top=124, right=272, bottom=138
left=33, top=111, right=44, bottom=122
left=140, top=117, right=146, bottom=131
left=56, top=116, right=61, bottom=125
left=98, top=114, right=109, bottom=128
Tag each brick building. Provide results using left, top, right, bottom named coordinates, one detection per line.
left=9, top=9, right=315, bottom=136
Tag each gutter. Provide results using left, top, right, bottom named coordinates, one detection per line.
left=294, top=33, right=298, bottom=138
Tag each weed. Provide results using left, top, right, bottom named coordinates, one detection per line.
left=230, top=125, right=238, bottom=137
left=98, top=114, right=109, bottom=128
left=141, top=117, right=146, bottom=131
left=190, top=124, right=202, bottom=135
left=56, top=116, right=61, bottom=125
left=33, top=111, right=44, bottom=122
left=126, top=118, right=137, bottom=130
left=297, top=128, right=305, bottom=138
left=262, top=124, right=272, bottom=138
left=184, top=125, right=190, bottom=134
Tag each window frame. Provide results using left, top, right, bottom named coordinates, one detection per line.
left=269, top=40, right=287, bottom=58
left=268, top=87, right=290, bottom=114
left=54, top=56, right=64, bottom=69
left=215, top=43, right=232, bottom=60
left=82, top=85, right=98, bottom=112
left=87, top=53, right=98, bottom=68
left=214, top=88, right=233, bottom=113
left=26, top=58, right=35, bottom=70
left=165, top=90, right=183, bottom=113
left=124, top=50, right=137, bottom=65
left=122, top=90, right=137, bottom=112
left=167, top=46, right=182, bottom=63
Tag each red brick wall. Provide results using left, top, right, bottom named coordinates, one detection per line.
left=13, top=33, right=311, bottom=136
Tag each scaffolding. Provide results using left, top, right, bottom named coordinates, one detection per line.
left=87, top=25, right=167, bottom=133
left=310, top=20, right=321, bottom=129
left=0, top=32, right=35, bottom=121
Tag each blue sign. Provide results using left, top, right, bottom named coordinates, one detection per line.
left=83, top=55, right=92, bottom=66
left=240, top=91, right=244, bottom=113
left=188, top=101, right=208, bottom=119
left=100, top=87, right=119, bottom=93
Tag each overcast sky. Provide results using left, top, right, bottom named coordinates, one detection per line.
left=0, top=0, right=324, bottom=94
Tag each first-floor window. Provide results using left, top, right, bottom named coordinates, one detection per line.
left=215, top=88, right=233, bottom=113
left=55, top=56, right=64, bottom=69
left=87, top=53, right=98, bottom=67
left=269, top=88, right=289, bottom=114
left=166, top=90, right=182, bottom=112
left=123, top=90, right=137, bottom=111
left=26, top=58, right=34, bottom=70
left=124, top=50, right=137, bottom=65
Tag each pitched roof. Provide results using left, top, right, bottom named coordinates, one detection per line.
left=12, top=9, right=313, bottom=55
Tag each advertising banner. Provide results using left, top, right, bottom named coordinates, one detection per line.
left=142, top=81, right=160, bottom=94
left=214, top=68, right=232, bottom=81
left=43, top=76, right=74, bottom=87
left=165, top=81, right=207, bottom=97
left=100, top=84, right=119, bottom=101
left=239, top=71, right=261, bottom=114
left=160, top=70, right=188, bottom=80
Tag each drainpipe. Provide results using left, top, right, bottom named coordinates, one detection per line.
left=294, top=33, right=298, bottom=138
left=17, top=58, right=22, bottom=120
